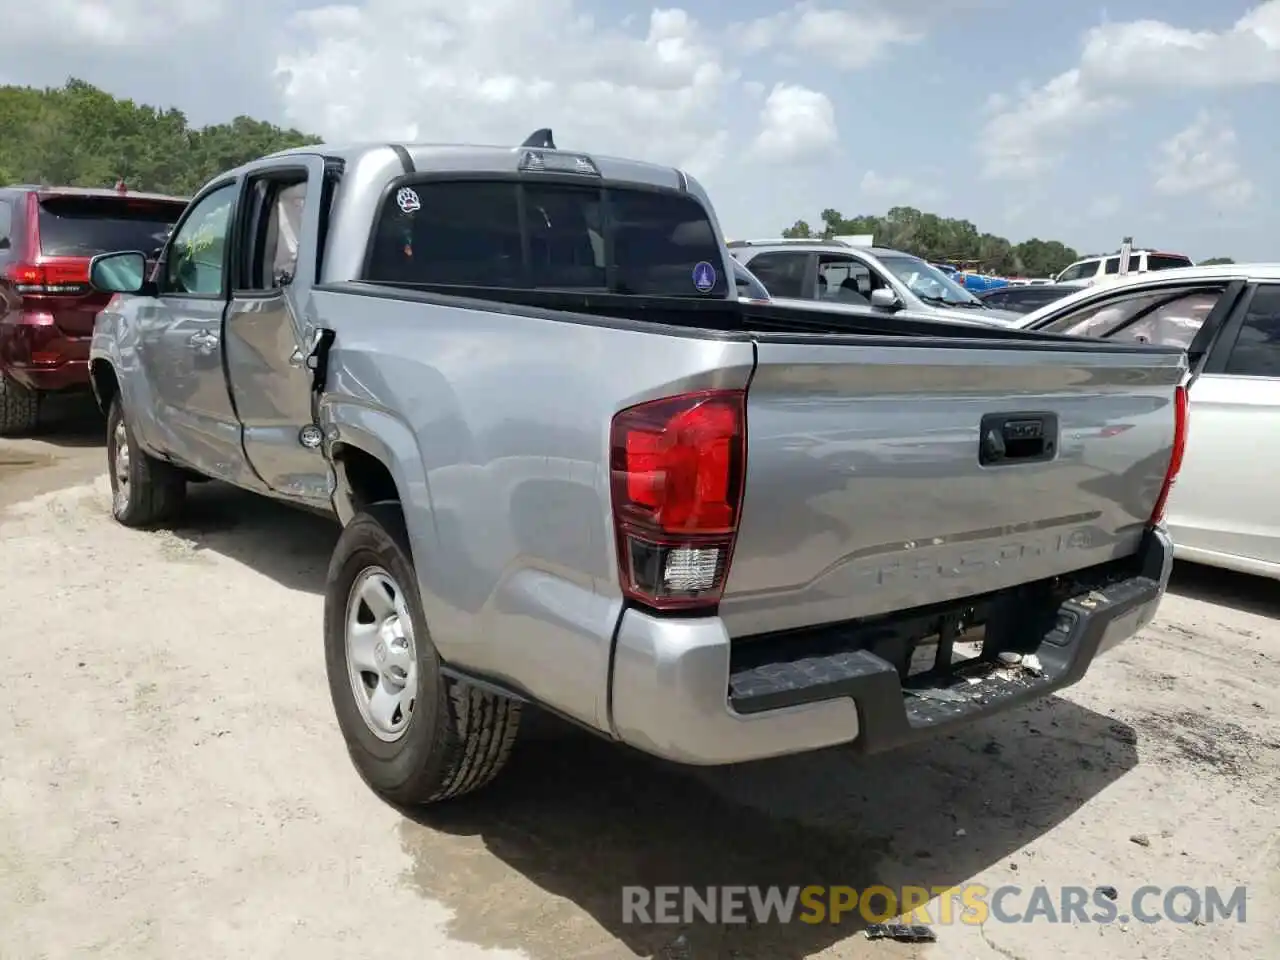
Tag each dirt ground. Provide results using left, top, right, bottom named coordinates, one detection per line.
left=2, top=401, right=1277, bottom=960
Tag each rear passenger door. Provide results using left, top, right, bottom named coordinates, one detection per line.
left=1167, top=284, right=1280, bottom=568
left=223, top=155, right=336, bottom=506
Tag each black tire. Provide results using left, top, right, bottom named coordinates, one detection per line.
left=0, top=374, right=40, bottom=436
left=324, top=504, right=522, bottom=805
left=106, top=396, right=186, bottom=527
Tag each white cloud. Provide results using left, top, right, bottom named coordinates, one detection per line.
left=748, top=83, right=838, bottom=164
left=3, top=0, right=223, bottom=46
left=1080, top=3, right=1280, bottom=88
left=860, top=169, right=943, bottom=206
left=275, top=1, right=739, bottom=178
left=978, top=69, right=1124, bottom=180
left=1152, top=112, right=1255, bottom=208
left=979, top=2, right=1280, bottom=180
left=731, top=2, right=924, bottom=70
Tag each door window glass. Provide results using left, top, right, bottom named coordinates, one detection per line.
left=1224, top=286, right=1280, bottom=377
left=1057, top=260, right=1097, bottom=282
left=259, top=180, right=307, bottom=288
left=164, top=184, right=237, bottom=295
left=817, top=255, right=870, bottom=304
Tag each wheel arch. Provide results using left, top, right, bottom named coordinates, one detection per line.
left=89, top=358, right=120, bottom=414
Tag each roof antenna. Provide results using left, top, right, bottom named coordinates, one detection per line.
left=521, top=128, right=556, bottom=150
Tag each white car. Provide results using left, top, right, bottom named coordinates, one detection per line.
left=1015, top=264, right=1280, bottom=580
left=1054, top=249, right=1194, bottom=286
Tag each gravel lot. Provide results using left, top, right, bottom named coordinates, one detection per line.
left=2, top=405, right=1277, bottom=960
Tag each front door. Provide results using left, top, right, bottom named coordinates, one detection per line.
left=1168, top=283, right=1280, bottom=568
left=142, top=181, right=248, bottom=482
left=223, top=157, right=335, bottom=507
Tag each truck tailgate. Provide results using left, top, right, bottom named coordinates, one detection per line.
left=718, top=335, right=1187, bottom=637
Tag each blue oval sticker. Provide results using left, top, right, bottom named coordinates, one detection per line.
left=692, top=261, right=717, bottom=293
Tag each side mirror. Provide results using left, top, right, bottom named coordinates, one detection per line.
left=870, top=288, right=900, bottom=310
left=89, top=250, right=148, bottom=295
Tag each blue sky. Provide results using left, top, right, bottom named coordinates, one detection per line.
left=5, top=0, right=1277, bottom=262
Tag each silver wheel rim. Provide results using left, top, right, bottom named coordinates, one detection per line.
left=112, top=419, right=131, bottom=512
left=345, top=566, right=418, bottom=742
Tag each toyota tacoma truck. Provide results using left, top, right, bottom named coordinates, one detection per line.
left=86, top=131, right=1188, bottom=807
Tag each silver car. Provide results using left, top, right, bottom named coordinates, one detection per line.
left=728, top=238, right=1023, bottom=325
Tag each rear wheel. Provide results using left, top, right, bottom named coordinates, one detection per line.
left=0, top=375, right=40, bottom=436
left=324, top=505, right=522, bottom=805
left=106, top=397, right=186, bottom=527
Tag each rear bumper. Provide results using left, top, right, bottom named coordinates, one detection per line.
left=4, top=357, right=90, bottom=392
left=609, top=527, right=1173, bottom=766
left=0, top=315, right=91, bottom=392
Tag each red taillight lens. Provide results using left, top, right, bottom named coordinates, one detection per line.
left=6, top=261, right=91, bottom=297
left=1149, top=383, right=1189, bottom=526
left=609, top=389, right=747, bottom=611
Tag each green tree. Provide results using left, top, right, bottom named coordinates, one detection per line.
left=1199, top=257, right=1234, bottom=265
left=0, top=78, right=321, bottom=196
left=783, top=208, right=1080, bottom=277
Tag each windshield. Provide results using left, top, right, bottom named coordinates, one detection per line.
left=877, top=255, right=983, bottom=306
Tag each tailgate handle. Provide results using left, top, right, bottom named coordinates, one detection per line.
left=979, top=413, right=1058, bottom=466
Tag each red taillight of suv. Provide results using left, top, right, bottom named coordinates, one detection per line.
left=609, top=389, right=747, bottom=612
left=6, top=260, right=92, bottom=298
left=1149, top=383, right=1189, bottom=526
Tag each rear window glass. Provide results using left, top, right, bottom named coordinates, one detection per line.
left=365, top=179, right=729, bottom=297
left=38, top=195, right=185, bottom=257
left=1147, top=254, right=1193, bottom=271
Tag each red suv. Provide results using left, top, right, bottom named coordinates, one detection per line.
left=0, top=184, right=188, bottom=434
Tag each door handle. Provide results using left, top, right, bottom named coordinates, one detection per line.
left=189, top=331, right=218, bottom=349
left=978, top=412, right=1058, bottom=465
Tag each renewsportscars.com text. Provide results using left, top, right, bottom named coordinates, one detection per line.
left=622, top=884, right=1248, bottom=926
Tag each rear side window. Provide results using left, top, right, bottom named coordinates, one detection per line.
left=365, top=179, right=728, bottom=297
left=743, top=251, right=809, bottom=298
left=37, top=195, right=185, bottom=257
left=1147, top=254, right=1193, bottom=271
left=1108, top=291, right=1221, bottom=347
left=1040, top=286, right=1225, bottom=341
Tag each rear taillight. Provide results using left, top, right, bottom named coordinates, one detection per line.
left=609, top=389, right=746, bottom=612
left=1149, top=383, right=1189, bottom=526
left=6, top=261, right=91, bottom=297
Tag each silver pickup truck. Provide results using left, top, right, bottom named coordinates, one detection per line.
left=87, top=132, right=1188, bottom=807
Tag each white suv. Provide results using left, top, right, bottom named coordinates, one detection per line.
left=1055, top=250, right=1193, bottom=286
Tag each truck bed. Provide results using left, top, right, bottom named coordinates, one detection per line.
left=314, top=279, right=1185, bottom=641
